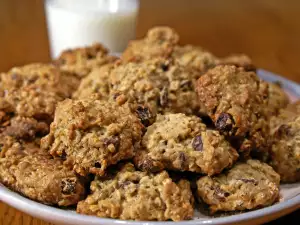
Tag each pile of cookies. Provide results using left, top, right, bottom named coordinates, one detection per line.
left=0, top=27, right=299, bottom=221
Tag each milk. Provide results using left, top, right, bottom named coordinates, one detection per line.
left=45, top=0, right=138, bottom=58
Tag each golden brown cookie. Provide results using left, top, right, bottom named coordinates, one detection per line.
left=72, top=63, right=115, bottom=100
left=0, top=63, right=79, bottom=99
left=270, top=115, right=300, bottom=182
left=77, top=163, right=194, bottom=221
left=197, top=65, right=270, bottom=156
left=0, top=116, right=48, bottom=140
left=196, top=159, right=280, bottom=214
left=55, top=43, right=117, bottom=78
left=122, top=27, right=179, bottom=62
left=0, top=88, right=62, bottom=122
left=270, top=101, right=300, bottom=134
left=171, top=45, right=220, bottom=72
left=110, top=58, right=202, bottom=115
left=218, top=54, right=256, bottom=72
left=265, top=82, right=289, bottom=116
left=41, top=97, right=143, bottom=176
left=134, top=113, right=238, bottom=175
left=0, top=63, right=81, bottom=140
left=0, top=137, right=86, bottom=206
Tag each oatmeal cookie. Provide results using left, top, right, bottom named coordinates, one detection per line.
left=0, top=63, right=79, bottom=98
left=0, top=88, right=62, bottom=122
left=0, top=138, right=85, bottom=206
left=218, top=54, right=256, bottom=71
left=0, top=64, right=80, bottom=139
left=55, top=43, right=117, bottom=78
left=134, top=114, right=238, bottom=175
left=171, top=45, right=220, bottom=73
left=197, top=65, right=270, bottom=155
left=0, top=90, right=14, bottom=127
left=270, top=101, right=300, bottom=134
left=0, top=116, right=48, bottom=140
left=110, top=59, right=201, bottom=115
left=77, top=163, right=194, bottom=221
left=265, top=82, right=289, bottom=116
left=73, top=63, right=114, bottom=100
left=41, top=98, right=143, bottom=176
left=122, top=27, right=179, bottom=62
left=0, top=88, right=62, bottom=141
left=162, top=62, right=202, bottom=114
left=0, top=63, right=79, bottom=140
left=109, top=59, right=168, bottom=114
left=196, top=159, right=280, bottom=214
left=270, top=115, right=300, bottom=182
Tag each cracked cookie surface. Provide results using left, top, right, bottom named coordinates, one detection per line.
left=77, top=163, right=194, bottom=221
left=196, top=159, right=280, bottom=213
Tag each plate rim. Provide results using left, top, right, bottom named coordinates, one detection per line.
left=1, top=69, right=300, bottom=225
left=1, top=184, right=299, bottom=225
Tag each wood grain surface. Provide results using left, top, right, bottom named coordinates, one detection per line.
left=137, top=0, right=300, bottom=83
left=0, top=201, right=299, bottom=225
left=0, top=202, right=53, bottom=225
left=0, top=0, right=299, bottom=82
left=0, top=0, right=299, bottom=225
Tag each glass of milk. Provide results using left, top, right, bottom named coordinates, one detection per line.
left=45, top=0, right=139, bottom=58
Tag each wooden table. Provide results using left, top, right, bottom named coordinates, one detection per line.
left=0, top=0, right=299, bottom=224
left=0, top=0, right=300, bottom=83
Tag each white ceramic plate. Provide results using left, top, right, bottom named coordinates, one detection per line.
left=1, top=70, right=299, bottom=225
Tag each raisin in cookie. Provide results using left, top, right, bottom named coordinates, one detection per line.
left=196, top=159, right=280, bottom=214
left=110, top=59, right=201, bottom=115
left=55, top=43, right=117, bottom=78
left=197, top=65, right=270, bottom=156
left=122, top=27, right=179, bottom=62
left=134, top=114, right=238, bottom=175
left=0, top=137, right=85, bottom=206
left=270, top=115, right=300, bottom=182
left=77, top=163, right=194, bottom=221
left=73, top=63, right=114, bottom=100
left=41, top=97, right=143, bottom=176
